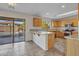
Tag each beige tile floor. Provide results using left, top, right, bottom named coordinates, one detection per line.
left=0, top=41, right=64, bottom=56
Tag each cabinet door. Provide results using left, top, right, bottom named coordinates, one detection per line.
left=66, top=39, right=76, bottom=56
left=48, top=33, right=55, bottom=49
left=53, top=21, right=61, bottom=27
left=33, top=18, right=42, bottom=27
left=55, top=31, right=64, bottom=38
left=75, top=40, right=79, bottom=56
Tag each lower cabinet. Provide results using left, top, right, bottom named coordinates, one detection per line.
left=48, top=32, right=55, bottom=49
left=66, top=39, right=76, bottom=56
left=66, top=39, right=79, bottom=56
left=55, top=31, right=64, bottom=38
left=75, top=40, right=79, bottom=56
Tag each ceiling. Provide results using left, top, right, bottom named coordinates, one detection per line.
left=0, top=3, right=78, bottom=19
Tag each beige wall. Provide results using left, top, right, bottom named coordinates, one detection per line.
left=0, top=10, right=33, bottom=41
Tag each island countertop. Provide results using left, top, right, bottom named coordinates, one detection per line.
left=30, top=29, right=54, bottom=34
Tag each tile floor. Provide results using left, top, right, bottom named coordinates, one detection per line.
left=0, top=41, right=64, bottom=56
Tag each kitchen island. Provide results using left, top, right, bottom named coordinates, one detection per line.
left=30, top=29, right=55, bottom=50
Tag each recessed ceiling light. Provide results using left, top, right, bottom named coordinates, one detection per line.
left=61, top=5, right=65, bottom=8
left=46, top=13, right=49, bottom=15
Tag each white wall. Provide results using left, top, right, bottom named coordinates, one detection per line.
left=0, top=10, right=33, bottom=41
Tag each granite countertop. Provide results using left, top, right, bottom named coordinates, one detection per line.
left=30, top=29, right=47, bottom=31
left=30, top=29, right=54, bottom=34
left=31, top=31, right=53, bottom=34
left=36, top=31, right=53, bottom=34
left=30, top=29, right=58, bottom=32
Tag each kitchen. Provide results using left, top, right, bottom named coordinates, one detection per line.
left=30, top=14, right=79, bottom=56
left=0, top=3, right=78, bottom=56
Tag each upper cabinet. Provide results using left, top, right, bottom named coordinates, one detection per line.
left=33, top=17, right=42, bottom=27
left=61, top=18, right=78, bottom=27
left=53, top=21, right=62, bottom=27
left=71, top=18, right=78, bottom=27
left=52, top=17, right=78, bottom=27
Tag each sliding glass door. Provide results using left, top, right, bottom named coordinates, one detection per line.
left=0, top=19, right=13, bottom=45
left=14, top=18, right=25, bottom=43
left=0, top=16, right=25, bottom=45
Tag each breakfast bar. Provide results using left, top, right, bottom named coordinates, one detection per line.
left=30, top=29, right=55, bottom=50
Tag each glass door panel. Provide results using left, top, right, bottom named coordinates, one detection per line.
left=14, top=18, right=25, bottom=43
left=0, top=19, right=13, bottom=45
left=0, top=17, right=25, bottom=45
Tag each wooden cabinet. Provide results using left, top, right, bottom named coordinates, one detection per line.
left=66, top=15, right=79, bottom=56
left=71, top=19, right=78, bottom=27
left=48, top=32, right=55, bottom=49
left=53, top=21, right=61, bottom=27
left=66, top=39, right=79, bottom=56
left=66, top=39, right=76, bottom=56
left=55, top=31, right=64, bottom=38
left=75, top=40, right=79, bottom=56
left=62, top=18, right=78, bottom=27
left=33, top=17, right=42, bottom=27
